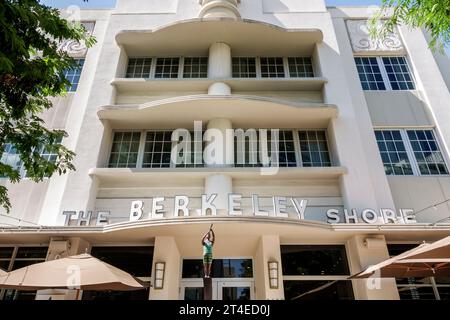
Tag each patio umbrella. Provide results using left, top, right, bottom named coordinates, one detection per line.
left=349, top=236, right=450, bottom=279
left=0, top=253, right=149, bottom=292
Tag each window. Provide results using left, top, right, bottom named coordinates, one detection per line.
left=288, top=57, right=314, bottom=77
left=126, top=58, right=152, bottom=78
left=298, top=131, right=332, bottom=167
left=183, top=57, right=208, bottom=78
left=382, top=57, right=415, bottom=90
left=82, top=246, right=153, bottom=301
left=232, top=57, right=257, bottom=78
left=388, top=244, right=450, bottom=300
left=182, top=259, right=253, bottom=279
left=407, top=130, right=448, bottom=175
left=64, top=58, right=84, bottom=92
left=154, top=57, right=179, bottom=78
left=0, top=143, right=23, bottom=176
left=108, top=131, right=141, bottom=168
left=108, top=129, right=332, bottom=169
left=260, top=57, right=285, bottom=78
left=1, top=138, right=62, bottom=178
left=281, top=245, right=353, bottom=300
left=354, top=57, right=386, bottom=90
left=374, top=129, right=448, bottom=176
left=142, top=131, right=172, bottom=168
left=234, top=130, right=297, bottom=168
left=375, top=130, right=413, bottom=175
left=0, top=246, right=48, bottom=301
left=354, top=56, right=415, bottom=90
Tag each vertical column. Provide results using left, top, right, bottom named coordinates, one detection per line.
left=254, top=235, right=284, bottom=300
left=208, top=42, right=232, bottom=95
left=150, top=237, right=181, bottom=300
left=317, top=16, right=396, bottom=211
left=35, top=237, right=91, bottom=300
left=347, top=235, right=399, bottom=300
left=204, top=119, right=234, bottom=211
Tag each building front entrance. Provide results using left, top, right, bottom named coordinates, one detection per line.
left=181, top=279, right=254, bottom=300
left=180, top=258, right=254, bottom=300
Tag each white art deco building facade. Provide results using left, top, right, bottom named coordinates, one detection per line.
left=1, top=0, right=450, bottom=300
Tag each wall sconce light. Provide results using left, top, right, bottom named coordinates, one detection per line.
left=154, top=262, right=165, bottom=290
left=268, top=261, right=279, bottom=289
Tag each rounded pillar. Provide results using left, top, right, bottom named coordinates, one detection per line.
left=208, top=82, right=231, bottom=95
left=208, top=42, right=232, bottom=79
left=204, top=118, right=234, bottom=166
left=199, top=0, right=240, bottom=19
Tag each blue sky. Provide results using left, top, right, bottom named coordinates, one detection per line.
left=42, top=0, right=449, bottom=57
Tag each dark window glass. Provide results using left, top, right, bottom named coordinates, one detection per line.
left=82, top=289, right=149, bottom=301
left=260, top=57, right=285, bottom=78
left=232, top=57, right=257, bottom=78
left=154, top=57, right=179, bottom=78
left=354, top=57, right=386, bottom=90
left=222, top=287, right=251, bottom=301
left=288, top=57, right=314, bottom=77
left=284, top=280, right=354, bottom=300
left=281, top=245, right=349, bottom=275
left=90, top=246, right=153, bottom=277
left=184, top=287, right=204, bottom=300
left=0, top=247, right=14, bottom=259
left=125, top=58, right=152, bottom=78
left=374, top=130, right=413, bottom=175
left=382, top=57, right=415, bottom=90
left=183, top=57, right=208, bottom=78
left=182, top=259, right=253, bottom=278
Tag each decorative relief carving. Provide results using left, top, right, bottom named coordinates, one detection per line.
left=58, top=22, right=95, bottom=58
left=346, top=20, right=404, bottom=52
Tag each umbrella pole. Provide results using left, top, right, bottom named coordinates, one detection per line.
left=75, top=289, right=80, bottom=300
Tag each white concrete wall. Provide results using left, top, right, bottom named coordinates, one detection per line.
left=365, top=91, right=432, bottom=127
left=388, top=176, right=450, bottom=224
left=150, top=236, right=181, bottom=300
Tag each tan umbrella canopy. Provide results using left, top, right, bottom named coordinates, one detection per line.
left=0, top=253, right=148, bottom=291
left=350, top=236, right=450, bottom=279
left=0, top=268, right=7, bottom=277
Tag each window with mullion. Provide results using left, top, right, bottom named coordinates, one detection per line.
left=108, top=131, right=141, bottom=168
left=354, top=57, right=386, bottom=90
left=407, top=130, right=449, bottom=175
left=382, top=57, right=415, bottom=90
left=260, top=57, right=285, bottom=78
left=374, top=130, right=414, bottom=175
left=298, top=130, right=332, bottom=167
left=154, top=57, right=180, bottom=79
left=63, top=58, right=84, bottom=92
left=232, top=57, right=257, bottom=78
left=125, top=58, right=152, bottom=78
left=234, top=130, right=296, bottom=167
left=142, top=131, right=173, bottom=168
left=288, top=57, right=314, bottom=77
left=183, top=57, right=208, bottom=78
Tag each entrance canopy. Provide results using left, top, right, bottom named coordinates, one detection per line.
left=350, top=236, right=450, bottom=279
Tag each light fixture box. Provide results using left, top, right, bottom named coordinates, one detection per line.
left=154, top=262, right=166, bottom=290
left=268, top=261, right=279, bottom=289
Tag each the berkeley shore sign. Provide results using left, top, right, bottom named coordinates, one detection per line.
left=62, top=194, right=417, bottom=226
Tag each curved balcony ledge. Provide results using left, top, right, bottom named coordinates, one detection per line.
left=98, top=94, right=337, bottom=128
left=111, top=77, right=327, bottom=92
left=89, top=167, right=347, bottom=187
left=115, top=18, right=323, bottom=56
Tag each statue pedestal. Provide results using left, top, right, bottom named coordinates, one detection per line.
left=203, top=277, right=212, bottom=300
